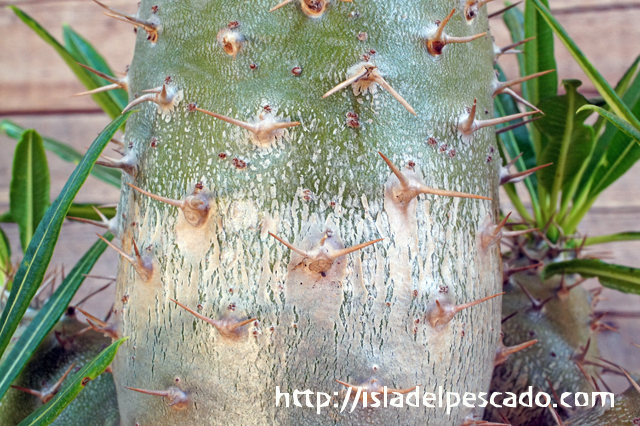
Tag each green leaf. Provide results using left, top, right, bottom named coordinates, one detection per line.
left=502, top=4, right=527, bottom=84
left=523, top=0, right=558, bottom=109
left=67, top=204, right=116, bottom=221
left=0, top=113, right=131, bottom=361
left=9, top=7, right=122, bottom=120
left=0, top=227, right=10, bottom=289
left=534, top=81, right=595, bottom=202
left=0, top=233, right=112, bottom=402
left=10, top=130, right=51, bottom=253
left=530, top=0, right=640, bottom=132
left=580, top=105, right=640, bottom=145
left=543, top=259, right=640, bottom=295
left=62, top=24, right=128, bottom=111
left=1, top=120, right=122, bottom=188
left=584, top=232, right=640, bottom=247
left=582, top=105, right=640, bottom=200
left=17, top=337, right=128, bottom=426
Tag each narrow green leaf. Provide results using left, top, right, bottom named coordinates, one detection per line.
left=9, top=7, right=122, bottom=120
left=543, top=259, right=640, bottom=295
left=18, top=337, right=128, bottom=426
left=0, top=234, right=112, bottom=401
left=523, top=0, right=558, bottom=108
left=1, top=120, right=122, bottom=188
left=0, top=204, right=117, bottom=225
left=584, top=232, right=640, bottom=247
left=580, top=105, right=640, bottom=145
left=582, top=105, right=640, bottom=201
left=502, top=4, right=527, bottom=84
left=530, top=0, right=640, bottom=132
left=67, top=204, right=116, bottom=221
left=62, top=24, right=128, bottom=110
left=0, top=227, right=10, bottom=289
left=10, top=130, right=50, bottom=253
left=0, top=113, right=131, bottom=360
left=0, top=212, right=12, bottom=223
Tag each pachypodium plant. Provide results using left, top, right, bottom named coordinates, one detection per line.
left=2, top=0, right=640, bottom=425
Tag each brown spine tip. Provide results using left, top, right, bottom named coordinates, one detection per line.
left=426, top=9, right=486, bottom=56
left=495, top=116, right=542, bottom=135
left=488, top=1, right=522, bottom=18
left=268, top=232, right=382, bottom=274
left=12, top=363, right=76, bottom=403
left=73, top=63, right=128, bottom=97
left=494, top=334, right=538, bottom=366
left=93, top=0, right=158, bottom=43
left=379, top=151, right=490, bottom=204
left=500, top=161, right=553, bottom=186
left=125, top=386, right=189, bottom=410
left=75, top=307, right=119, bottom=340
left=428, top=292, right=504, bottom=327
left=458, top=98, right=540, bottom=138
left=514, top=278, right=551, bottom=309
left=492, top=69, right=555, bottom=110
left=171, top=299, right=256, bottom=341
left=494, top=36, right=535, bottom=60
left=322, top=63, right=416, bottom=115
left=96, top=234, right=153, bottom=281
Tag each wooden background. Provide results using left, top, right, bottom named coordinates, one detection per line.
left=1, top=0, right=639, bottom=392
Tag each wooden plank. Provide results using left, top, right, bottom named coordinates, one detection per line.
left=0, top=0, right=134, bottom=113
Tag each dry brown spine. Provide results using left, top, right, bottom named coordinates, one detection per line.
left=67, top=206, right=119, bottom=236
left=269, top=232, right=383, bottom=274
left=493, top=36, right=534, bottom=61
left=95, top=152, right=137, bottom=177
left=127, top=183, right=210, bottom=227
left=73, top=63, right=129, bottom=97
left=502, top=262, right=543, bottom=283
left=11, top=363, right=76, bottom=403
left=492, top=70, right=555, bottom=111
left=194, top=107, right=300, bottom=147
left=516, top=279, right=553, bottom=310
left=96, top=234, right=153, bottom=281
left=428, top=292, right=505, bottom=327
left=171, top=299, right=257, bottom=341
left=124, top=386, right=189, bottom=410
left=93, top=0, right=158, bottom=43
left=122, top=83, right=183, bottom=116
left=494, top=334, right=538, bottom=366
left=458, top=98, right=540, bottom=138
left=426, top=9, right=486, bottom=56
left=495, top=116, right=541, bottom=135
left=75, top=307, right=119, bottom=340
left=379, top=151, right=491, bottom=202
left=499, top=153, right=553, bottom=185
left=322, top=63, right=416, bottom=115
left=488, top=1, right=522, bottom=18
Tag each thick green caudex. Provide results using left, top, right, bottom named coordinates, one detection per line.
left=104, top=0, right=514, bottom=424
